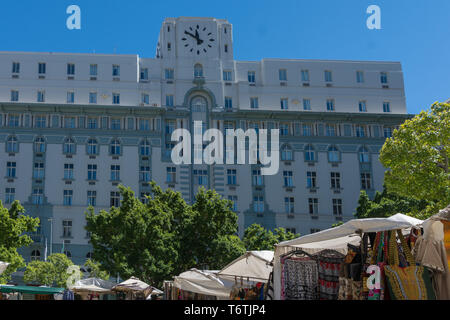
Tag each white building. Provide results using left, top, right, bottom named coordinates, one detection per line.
left=0, top=17, right=410, bottom=265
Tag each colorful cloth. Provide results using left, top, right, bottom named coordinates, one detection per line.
left=283, top=257, right=319, bottom=300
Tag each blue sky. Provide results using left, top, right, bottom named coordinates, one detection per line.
left=0, top=0, right=448, bottom=114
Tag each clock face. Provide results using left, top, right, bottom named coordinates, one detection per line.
left=181, top=24, right=215, bottom=55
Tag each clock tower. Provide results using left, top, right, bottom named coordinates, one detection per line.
left=156, top=17, right=233, bottom=61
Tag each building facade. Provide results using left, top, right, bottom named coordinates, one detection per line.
left=0, top=17, right=410, bottom=265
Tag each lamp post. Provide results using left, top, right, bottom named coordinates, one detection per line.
left=48, top=218, right=53, bottom=256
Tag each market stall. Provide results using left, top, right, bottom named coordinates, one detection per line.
left=273, top=213, right=424, bottom=300
left=0, top=285, right=64, bottom=300
left=0, top=261, right=9, bottom=275
left=113, top=276, right=152, bottom=300
left=70, top=277, right=116, bottom=300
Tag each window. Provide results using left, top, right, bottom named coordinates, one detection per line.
left=248, top=71, right=255, bottom=83
left=32, top=188, right=44, bottom=205
left=361, top=173, right=372, bottom=190
left=140, top=68, right=148, bottom=80
left=10, top=90, right=19, bottom=102
left=383, top=102, right=391, bottom=113
left=307, top=171, right=317, bottom=189
left=63, top=190, right=73, bottom=206
left=283, top=171, right=293, bottom=187
left=359, top=100, right=367, bottom=112
left=223, top=70, right=232, bottom=81
left=224, top=97, right=233, bottom=110
left=140, top=166, right=151, bottom=182
left=326, top=124, right=336, bottom=137
left=37, top=90, right=45, bottom=102
left=253, top=196, right=264, bottom=213
left=167, top=42, right=171, bottom=51
left=281, top=145, right=293, bottom=161
left=166, top=95, right=174, bottom=107
left=279, top=69, right=287, bottom=81
left=193, top=170, right=208, bottom=185
left=330, top=172, right=341, bottom=189
left=67, top=63, right=75, bottom=75
left=165, top=68, right=174, bottom=80
left=326, top=99, right=335, bottom=111
left=113, top=93, right=120, bottom=105
left=328, top=146, right=340, bottom=162
left=279, top=123, right=289, bottom=136
left=38, top=62, right=46, bottom=74
left=166, top=167, right=176, bottom=183
left=87, top=139, right=98, bottom=155
left=140, top=139, right=150, bottom=155
left=63, top=137, right=76, bottom=154
left=142, top=93, right=149, bottom=104
left=63, top=220, right=72, bottom=237
left=8, top=115, right=19, bottom=127
left=304, top=145, right=315, bottom=162
left=34, top=137, right=46, bottom=153
left=355, top=125, right=365, bottom=137
left=356, top=71, right=364, bottom=83
left=228, top=195, right=238, bottom=212
left=286, top=228, right=296, bottom=234
left=86, top=252, right=93, bottom=259
left=6, top=136, right=19, bottom=153
left=280, top=98, right=289, bottom=110
left=252, top=169, right=263, bottom=186
left=250, top=97, right=259, bottom=109
left=333, top=199, right=343, bottom=215
left=87, top=164, right=97, bottom=181
left=66, top=91, right=75, bottom=103
left=110, top=191, right=120, bottom=207
left=7, top=162, right=16, bottom=178
left=35, top=116, right=46, bottom=128
left=358, top=147, right=370, bottom=163
left=384, top=127, right=393, bottom=138
left=87, top=117, right=98, bottom=129
left=31, top=250, right=40, bottom=261
left=112, top=65, right=120, bottom=77
left=285, top=197, right=295, bottom=214
left=165, top=120, right=176, bottom=134
left=380, top=72, right=388, bottom=84
left=64, top=117, right=76, bottom=129
left=194, top=64, right=203, bottom=78
left=224, top=44, right=228, bottom=53
left=227, top=169, right=237, bottom=185
left=301, top=69, right=309, bottom=82
left=110, top=139, right=121, bottom=155
left=12, top=62, right=20, bottom=74
left=303, top=99, right=311, bottom=111
left=90, top=64, right=98, bottom=76
left=5, top=188, right=15, bottom=204
left=64, top=251, right=72, bottom=258
left=324, top=70, right=333, bottom=82
left=139, top=119, right=150, bottom=131
left=33, top=162, right=45, bottom=179
left=89, top=92, right=97, bottom=104
left=308, top=198, right=319, bottom=215
left=110, top=165, right=120, bottom=181
left=64, top=164, right=74, bottom=180
left=310, top=228, right=321, bottom=234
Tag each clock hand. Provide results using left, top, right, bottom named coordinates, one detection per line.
left=194, top=30, right=203, bottom=45
left=184, top=30, right=197, bottom=39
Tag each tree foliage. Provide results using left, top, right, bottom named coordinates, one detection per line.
left=83, top=259, right=110, bottom=280
left=379, top=102, right=450, bottom=217
left=23, top=253, right=74, bottom=288
left=242, top=224, right=299, bottom=251
left=0, top=200, right=40, bottom=284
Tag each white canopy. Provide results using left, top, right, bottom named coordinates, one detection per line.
left=0, top=261, right=9, bottom=275
left=218, top=251, right=274, bottom=283
left=71, top=277, right=115, bottom=294
left=173, top=268, right=230, bottom=298
left=113, top=276, right=150, bottom=293
left=273, top=213, right=424, bottom=300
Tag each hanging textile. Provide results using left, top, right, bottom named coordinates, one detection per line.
left=281, top=255, right=319, bottom=300
left=314, top=249, right=345, bottom=300
left=265, top=271, right=274, bottom=300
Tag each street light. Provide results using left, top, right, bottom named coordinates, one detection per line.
left=48, top=218, right=53, bottom=256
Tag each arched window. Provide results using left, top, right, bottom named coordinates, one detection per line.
left=281, top=145, right=293, bottom=161
left=304, top=145, right=315, bottom=162
left=194, top=63, right=203, bottom=78
left=359, top=147, right=370, bottom=163
left=110, top=139, right=121, bottom=155
left=6, top=136, right=18, bottom=153
left=328, top=146, right=340, bottom=162
left=31, top=250, right=40, bottom=261
left=64, top=250, right=72, bottom=258
left=34, top=137, right=46, bottom=153
left=87, top=138, right=98, bottom=155
left=140, top=139, right=150, bottom=156
left=63, top=137, right=76, bottom=154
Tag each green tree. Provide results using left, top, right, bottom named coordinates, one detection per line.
left=83, top=259, right=110, bottom=280
left=379, top=102, right=450, bottom=217
left=23, top=253, right=74, bottom=288
left=0, top=200, right=40, bottom=284
left=243, top=224, right=298, bottom=251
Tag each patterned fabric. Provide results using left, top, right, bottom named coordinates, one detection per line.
left=315, top=250, right=345, bottom=300
left=283, top=257, right=319, bottom=300
left=384, top=265, right=434, bottom=300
